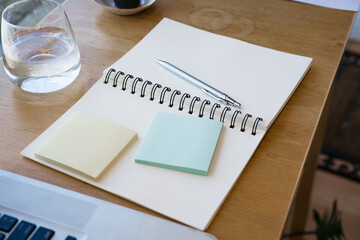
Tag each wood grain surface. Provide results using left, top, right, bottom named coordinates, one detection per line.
left=0, top=0, right=355, bottom=239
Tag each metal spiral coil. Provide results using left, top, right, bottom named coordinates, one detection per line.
left=103, top=69, right=263, bottom=135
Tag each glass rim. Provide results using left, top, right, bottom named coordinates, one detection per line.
left=1, top=0, right=65, bottom=29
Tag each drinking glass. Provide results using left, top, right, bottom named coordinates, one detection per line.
left=1, top=0, right=81, bottom=93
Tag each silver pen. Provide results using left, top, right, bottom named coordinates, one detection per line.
left=155, top=59, right=241, bottom=108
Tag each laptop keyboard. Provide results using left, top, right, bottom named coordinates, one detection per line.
left=0, top=213, right=76, bottom=240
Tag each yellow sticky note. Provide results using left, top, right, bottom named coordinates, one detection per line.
left=35, top=112, right=137, bottom=181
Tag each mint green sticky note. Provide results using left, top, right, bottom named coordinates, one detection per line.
left=135, top=112, right=223, bottom=176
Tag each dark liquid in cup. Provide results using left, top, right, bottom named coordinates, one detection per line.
left=114, top=0, right=140, bottom=9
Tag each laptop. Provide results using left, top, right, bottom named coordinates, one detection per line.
left=0, top=169, right=216, bottom=240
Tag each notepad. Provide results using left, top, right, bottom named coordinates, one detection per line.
left=35, top=112, right=137, bottom=181
left=135, top=112, right=223, bottom=175
left=22, top=18, right=313, bottom=230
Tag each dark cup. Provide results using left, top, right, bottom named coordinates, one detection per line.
left=114, top=0, right=140, bottom=9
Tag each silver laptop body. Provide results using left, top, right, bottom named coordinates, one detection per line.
left=0, top=169, right=216, bottom=240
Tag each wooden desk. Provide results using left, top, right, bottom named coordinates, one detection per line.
left=0, top=0, right=354, bottom=239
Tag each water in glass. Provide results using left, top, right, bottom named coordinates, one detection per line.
left=1, top=0, right=81, bottom=93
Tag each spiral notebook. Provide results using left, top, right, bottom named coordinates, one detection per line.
left=21, top=18, right=312, bottom=230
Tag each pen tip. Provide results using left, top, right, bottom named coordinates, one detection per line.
left=230, top=100, right=241, bottom=109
